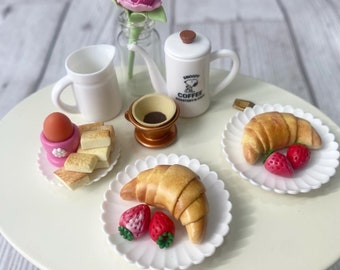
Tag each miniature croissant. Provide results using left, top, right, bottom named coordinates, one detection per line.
left=120, top=164, right=208, bottom=244
left=242, top=112, right=322, bottom=164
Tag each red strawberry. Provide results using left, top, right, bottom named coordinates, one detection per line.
left=118, top=204, right=151, bottom=241
left=287, top=144, right=311, bottom=169
left=264, top=151, right=294, bottom=177
left=149, top=211, right=175, bottom=249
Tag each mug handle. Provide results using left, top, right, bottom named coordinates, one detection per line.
left=209, top=49, right=240, bottom=96
left=51, top=76, right=79, bottom=114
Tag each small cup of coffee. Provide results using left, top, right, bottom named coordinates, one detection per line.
left=125, top=93, right=180, bottom=148
left=131, top=93, right=177, bottom=127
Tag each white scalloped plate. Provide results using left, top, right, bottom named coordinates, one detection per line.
left=222, top=104, right=339, bottom=194
left=101, top=153, right=232, bottom=270
left=37, top=144, right=121, bottom=187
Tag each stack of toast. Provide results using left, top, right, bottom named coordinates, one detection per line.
left=54, top=122, right=115, bottom=190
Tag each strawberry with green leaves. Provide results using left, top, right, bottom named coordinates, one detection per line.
left=118, top=204, right=151, bottom=241
left=149, top=211, right=175, bottom=249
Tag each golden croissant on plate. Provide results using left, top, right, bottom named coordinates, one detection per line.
left=242, top=112, right=322, bottom=164
left=120, top=164, right=208, bottom=244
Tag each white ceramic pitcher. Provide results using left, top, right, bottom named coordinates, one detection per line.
left=52, top=45, right=122, bottom=122
left=128, top=30, right=240, bottom=118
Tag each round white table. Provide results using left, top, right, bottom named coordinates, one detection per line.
left=0, top=71, right=339, bottom=270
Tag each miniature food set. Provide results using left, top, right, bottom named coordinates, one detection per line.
left=39, top=95, right=338, bottom=270
left=32, top=30, right=337, bottom=268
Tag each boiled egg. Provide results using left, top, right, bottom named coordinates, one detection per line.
left=43, top=112, right=74, bottom=142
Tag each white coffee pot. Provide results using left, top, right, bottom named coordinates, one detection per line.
left=128, top=30, right=240, bottom=118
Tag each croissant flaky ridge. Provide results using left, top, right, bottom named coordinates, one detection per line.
left=120, top=164, right=208, bottom=244
left=242, top=112, right=322, bottom=164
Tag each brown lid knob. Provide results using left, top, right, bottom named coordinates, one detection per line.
left=180, top=30, right=196, bottom=44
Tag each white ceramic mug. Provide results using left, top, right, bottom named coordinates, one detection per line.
left=52, top=45, right=122, bottom=122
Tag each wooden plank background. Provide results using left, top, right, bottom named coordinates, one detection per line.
left=1, top=0, right=340, bottom=269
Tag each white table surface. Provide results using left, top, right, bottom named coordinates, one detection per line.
left=0, top=71, right=339, bottom=270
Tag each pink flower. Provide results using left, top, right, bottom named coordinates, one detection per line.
left=117, top=0, right=162, bottom=12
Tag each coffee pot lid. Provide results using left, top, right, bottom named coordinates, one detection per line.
left=164, top=30, right=211, bottom=59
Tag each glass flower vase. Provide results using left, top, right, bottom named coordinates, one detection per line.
left=116, top=12, right=163, bottom=97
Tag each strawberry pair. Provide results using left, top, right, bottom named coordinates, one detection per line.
left=118, top=204, right=175, bottom=249
left=263, top=144, right=311, bottom=177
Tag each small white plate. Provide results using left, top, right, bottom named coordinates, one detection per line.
left=37, top=144, right=121, bottom=187
left=101, top=153, right=232, bottom=270
left=222, top=104, right=339, bottom=194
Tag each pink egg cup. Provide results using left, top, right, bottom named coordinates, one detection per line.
left=40, top=124, right=80, bottom=167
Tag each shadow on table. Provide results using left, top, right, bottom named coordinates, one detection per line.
left=191, top=171, right=257, bottom=269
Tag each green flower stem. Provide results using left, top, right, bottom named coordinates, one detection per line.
left=127, top=25, right=143, bottom=80
left=127, top=51, right=135, bottom=80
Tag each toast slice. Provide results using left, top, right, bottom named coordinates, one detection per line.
left=54, top=168, right=90, bottom=190
left=80, top=130, right=111, bottom=149
left=64, top=153, right=98, bottom=173
left=77, top=146, right=111, bottom=169
left=78, top=122, right=104, bottom=134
